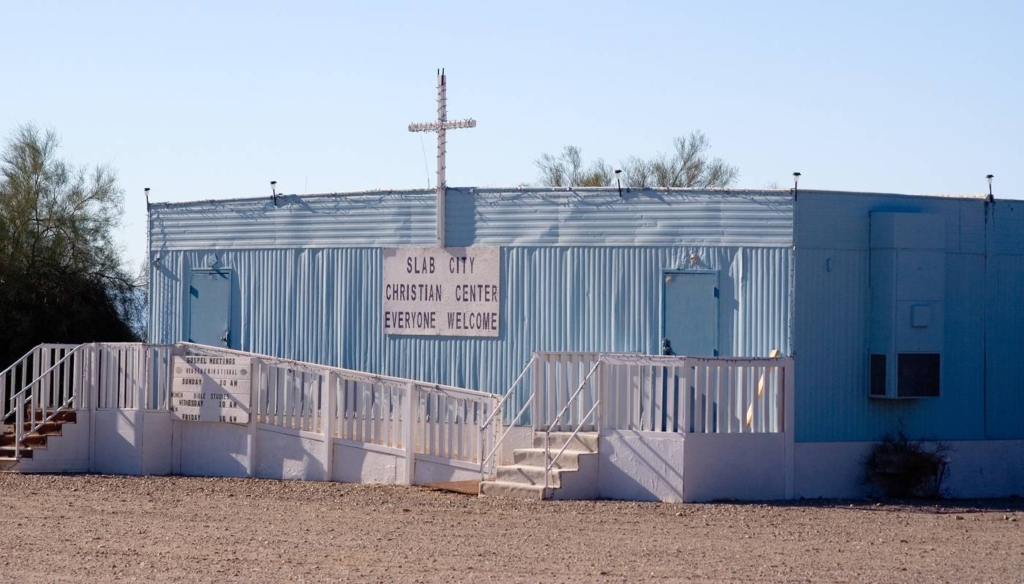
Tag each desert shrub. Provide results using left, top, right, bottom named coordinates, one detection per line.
left=863, top=432, right=949, bottom=498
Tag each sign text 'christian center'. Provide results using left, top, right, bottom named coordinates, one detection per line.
left=383, top=247, right=500, bottom=337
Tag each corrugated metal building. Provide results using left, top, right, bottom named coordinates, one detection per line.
left=148, top=187, right=1023, bottom=443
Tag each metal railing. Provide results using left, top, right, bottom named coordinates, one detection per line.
left=180, top=343, right=500, bottom=479
left=526, top=352, right=793, bottom=493
left=2, top=342, right=500, bottom=477
left=1, top=344, right=79, bottom=425
left=542, top=359, right=603, bottom=491
left=8, top=344, right=86, bottom=458
left=532, top=352, right=610, bottom=432
left=478, top=356, right=536, bottom=479
left=595, top=354, right=792, bottom=434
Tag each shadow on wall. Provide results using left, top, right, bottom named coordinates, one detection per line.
left=599, top=432, right=685, bottom=502
left=178, top=423, right=249, bottom=478
left=93, top=410, right=145, bottom=475
left=255, top=428, right=327, bottom=481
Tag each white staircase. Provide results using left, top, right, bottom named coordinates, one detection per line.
left=479, top=431, right=600, bottom=500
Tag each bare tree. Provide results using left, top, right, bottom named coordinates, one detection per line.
left=536, top=131, right=738, bottom=189
left=535, top=146, right=614, bottom=187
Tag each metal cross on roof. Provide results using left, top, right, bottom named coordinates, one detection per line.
left=408, top=69, right=476, bottom=247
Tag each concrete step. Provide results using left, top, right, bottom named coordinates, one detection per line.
left=478, top=480, right=547, bottom=500
left=496, top=464, right=563, bottom=488
left=532, top=432, right=598, bottom=453
left=513, top=447, right=583, bottom=470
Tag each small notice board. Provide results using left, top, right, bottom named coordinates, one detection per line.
left=171, top=355, right=251, bottom=424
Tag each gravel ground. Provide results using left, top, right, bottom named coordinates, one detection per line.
left=0, top=474, right=1022, bottom=583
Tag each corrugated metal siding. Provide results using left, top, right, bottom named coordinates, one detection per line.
left=151, top=188, right=794, bottom=251
left=150, top=246, right=792, bottom=417
left=447, top=188, right=793, bottom=247
left=149, top=191, right=437, bottom=250
left=793, top=193, right=1009, bottom=442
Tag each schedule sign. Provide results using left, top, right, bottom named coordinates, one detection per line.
left=171, top=355, right=251, bottom=424
left=383, top=246, right=500, bottom=337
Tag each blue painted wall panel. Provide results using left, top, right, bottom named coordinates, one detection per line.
left=793, top=194, right=1020, bottom=442
left=794, top=248, right=988, bottom=442
left=986, top=253, right=1024, bottom=438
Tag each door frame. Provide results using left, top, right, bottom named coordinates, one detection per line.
left=186, top=268, right=233, bottom=347
left=660, top=269, right=720, bottom=356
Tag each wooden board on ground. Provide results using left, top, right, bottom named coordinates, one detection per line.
left=420, top=480, right=480, bottom=496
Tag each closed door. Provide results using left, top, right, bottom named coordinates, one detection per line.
left=188, top=270, right=232, bottom=347
left=662, top=271, right=718, bottom=357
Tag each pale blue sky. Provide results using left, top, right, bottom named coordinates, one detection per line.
left=2, top=1, right=1022, bottom=269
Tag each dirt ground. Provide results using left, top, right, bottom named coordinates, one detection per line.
left=0, top=474, right=1022, bottom=583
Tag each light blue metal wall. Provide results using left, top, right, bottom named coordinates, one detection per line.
left=985, top=201, right=1024, bottom=439
left=150, top=188, right=794, bottom=412
left=793, top=191, right=1024, bottom=442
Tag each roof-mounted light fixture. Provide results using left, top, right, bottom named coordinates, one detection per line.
left=793, top=172, right=801, bottom=199
left=271, top=181, right=278, bottom=206
left=986, top=174, right=994, bottom=203
left=615, top=169, right=623, bottom=197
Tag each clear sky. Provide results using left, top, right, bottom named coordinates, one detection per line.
left=2, top=1, right=1022, bottom=270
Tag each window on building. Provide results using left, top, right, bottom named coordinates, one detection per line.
left=896, top=353, right=940, bottom=398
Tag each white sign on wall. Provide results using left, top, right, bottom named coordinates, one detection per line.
left=171, top=355, right=251, bottom=424
left=383, top=246, right=500, bottom=337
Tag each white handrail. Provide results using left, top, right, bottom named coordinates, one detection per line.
left=480, top=356, right=534, bottom=431
left=545, top=398, right=600, bottom=483
left=478, top=355, right=536, bottom=479
left=0, top=346, right=41, bottom=379
left=543, top=359, right=602, bottom=432
left=481, top=391, right=534, bottom=478
left=8, top=344, right=85, bottom=404
left=11, top=344, right=86, bottom=455
left=542, top=359, right=603, bottom=492
left=180, top=342, right=495, bottom=401
left=1, top=344, right=78, bottom=423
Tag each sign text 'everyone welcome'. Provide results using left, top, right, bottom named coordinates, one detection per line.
left=383, top=247, right=500, bottom=337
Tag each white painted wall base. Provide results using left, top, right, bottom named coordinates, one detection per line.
left=13, top=411, right=1024, bottom=502
left=11, top=412, right=92, bottom=473
left=333, top=441, right=403, bottom=484
left=599, top=433, right=1024, bottom=502
left=255, top=426, right=328, bottom=481
left=794, top=440, right=1024, bottom=499
left=20, top=407, right=484, bottom=487
left=682, top=432, right=788, bottom=502
left=92, top=410, right=146, bottom=475
left=598, top=430, right=789, bottom=503
left=598, top=431, right=685, bottom=502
